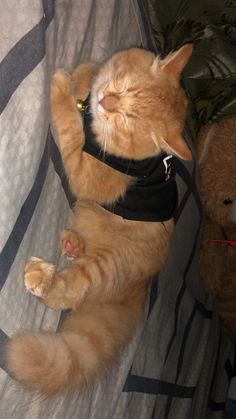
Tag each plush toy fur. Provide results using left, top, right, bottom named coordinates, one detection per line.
left=196, top=117, right=236, bottom=334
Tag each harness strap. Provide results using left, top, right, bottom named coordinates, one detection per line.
left=79, top=96, right=178, bottom=222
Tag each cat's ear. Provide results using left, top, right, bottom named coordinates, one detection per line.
left=160, top=44, right=194, bottom=78
left=162, top=132, right=192, bottom=161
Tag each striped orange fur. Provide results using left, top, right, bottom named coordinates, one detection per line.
left=6, top=45, right=192, bottom=395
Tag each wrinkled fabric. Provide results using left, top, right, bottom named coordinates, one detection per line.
left=0, top=1, right=235, bottom=418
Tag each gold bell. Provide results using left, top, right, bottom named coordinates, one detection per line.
left=76, top=99, right=86, bottom=112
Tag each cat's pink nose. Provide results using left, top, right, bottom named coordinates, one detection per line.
left=99, top=96, right=107, bottom=109
left=99, top=94, right=118, bottom=112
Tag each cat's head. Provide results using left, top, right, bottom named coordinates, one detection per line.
left=90, top=45, right=193, bottom=161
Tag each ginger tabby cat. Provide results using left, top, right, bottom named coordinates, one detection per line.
left=6, top=45, right=193, bottom=395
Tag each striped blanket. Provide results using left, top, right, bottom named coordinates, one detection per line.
left=0, top=1, right=234, bottom=418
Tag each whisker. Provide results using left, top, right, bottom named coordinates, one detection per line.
left=151, top=132, right=161, bottom=152
left=101, top=129, right=107, bottom=161
left=108, top=130, right=112, bottom=150
left=118, top=112, right=128, bottom=126
left=101, top=124, right=111, bottom=161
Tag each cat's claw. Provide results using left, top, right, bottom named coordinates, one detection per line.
left=24, top=257, right=55, bottom=298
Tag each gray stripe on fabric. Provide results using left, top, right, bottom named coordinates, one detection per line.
left=164, top=305, right=197, bottom=418
left=0, top=1, right=55, bottom=114
left=123, top=374, right=195, bottom=397
left=0, top=131, right=52, bottom=290
left=208, top=400, right=225, bottom=411
left=0, top=329, right=9, bottom=371
left=164, top=224, right=201, bottom=363
left=42, top=0, right=55, bottom=26
left=50, top=132, right=76, bottom=208
left=207, top=329, right=225, bottom=412
left=174, top=157, right=202, bottom=219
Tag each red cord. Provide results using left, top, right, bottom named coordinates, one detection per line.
left=208, top=239, right=236, bottom=248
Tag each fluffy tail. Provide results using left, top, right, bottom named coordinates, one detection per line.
left=6, top=300, right=143, bottom=395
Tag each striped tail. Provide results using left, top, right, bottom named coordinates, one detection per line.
left=6, top=300, right=143, bottom=395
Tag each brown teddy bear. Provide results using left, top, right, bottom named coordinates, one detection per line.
left=196, top=117, right=236, bottom=334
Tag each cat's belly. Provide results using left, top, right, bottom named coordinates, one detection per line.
left=72, top=199, right=174, bottom=277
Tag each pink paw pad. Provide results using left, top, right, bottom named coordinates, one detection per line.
left=61, top=239, right=80, bottom=259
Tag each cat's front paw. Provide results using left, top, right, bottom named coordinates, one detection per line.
left=51, top=70, right=72, bottom=103
left=24, top=257, right=55, bottom=298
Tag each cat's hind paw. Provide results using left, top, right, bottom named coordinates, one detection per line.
left=24, top=257, right=55, bottom=298
left=60, top=229, right=85, bottom=260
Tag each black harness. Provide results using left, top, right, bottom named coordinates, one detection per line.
left=79, top=97, right=178, bottom=222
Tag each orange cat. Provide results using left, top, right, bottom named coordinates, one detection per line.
left=6, top=45, right=193, bottom=395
